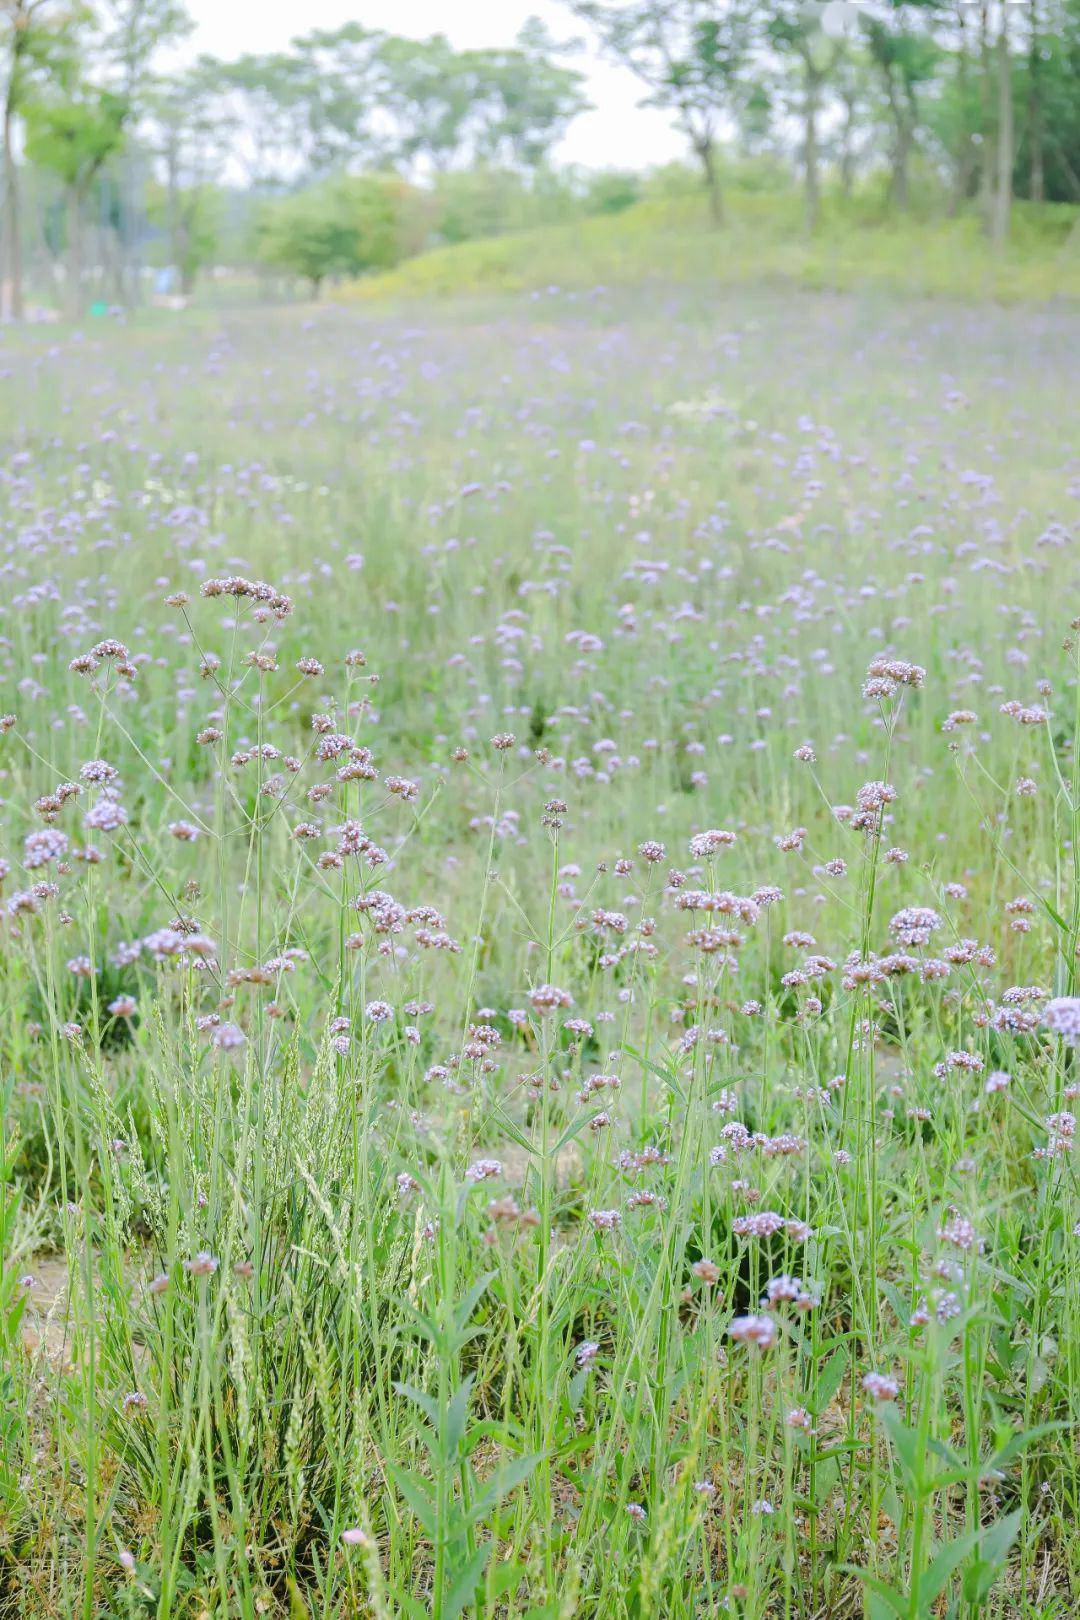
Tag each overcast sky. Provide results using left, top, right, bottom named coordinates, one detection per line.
left=176, top=0, right=687, bottom=170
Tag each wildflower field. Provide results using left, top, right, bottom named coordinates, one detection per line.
left=1, top=284, right=1078, bottom=1619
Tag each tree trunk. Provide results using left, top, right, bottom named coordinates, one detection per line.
left=992, top=6, right=1013, bottom=248
left=978, top=1, right=995, bottom=234
left=1028, top=0, right=1044, bottom=202
left=886, top=79, right=911, bottom=210
left=804, top=64, right=820, bottom=233
left=1053, top=136, right=1080, bottom=202
left=949, top=138, right=978, bottom=217
left=948, top=7, right=974, bottom=217
left=67, top=188, right=85, bottom=318
left=840, top=104, right=855, bottom=198
left=893, top=128, right=911, bottom=210
left=121, top=150, right=140, bottom=309
left=2, top=98, right=21, bottom=321
left=695, top=136, right=724, bottom=228
left=178, top=206, right=194, bottom=294
left=166, top=136, right=181, bottom=276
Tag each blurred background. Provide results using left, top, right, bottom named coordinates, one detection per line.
left=1, top=0, right=1078, bottom=317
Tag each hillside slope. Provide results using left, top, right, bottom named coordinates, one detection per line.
left=351, top=192, right=1080, bottom=304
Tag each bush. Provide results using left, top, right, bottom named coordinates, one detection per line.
left=582, top=170, right=642, bottom=215
left=429, top=166, right=579, bottom=246
left=254, top=174, right=422, bottom=296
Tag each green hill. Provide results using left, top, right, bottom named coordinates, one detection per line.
left=350, top=191, right=1080, bottom=305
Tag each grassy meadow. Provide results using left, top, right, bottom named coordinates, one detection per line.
left=1, top=266, right=1079, bottom=1618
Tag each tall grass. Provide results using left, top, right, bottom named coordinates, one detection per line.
left=0, top=283, right=1077, bottom=1617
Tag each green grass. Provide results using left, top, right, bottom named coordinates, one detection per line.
left=0, top=278, right=1078, bottom=1618
left=351, top=190, right=1080, bottom=305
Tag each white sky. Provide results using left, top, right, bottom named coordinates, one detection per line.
left=176, top=0, right=686, bottom=170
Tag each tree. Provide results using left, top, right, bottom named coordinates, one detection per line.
left=13, top=0, right=191, bottom=316
left=196, top=52, right=311, bottom=187
left=101, top=0, right=192, bottom=301
left=145, top=65, right=226, bottom=290
left=572, top=0, right=757, bottom=225
left=23, top=83, right=127, bottom=311
left=98, top=0, right=190, bottom=98
left=861, top=1, right=942, bottom=209
left=200, top=26, right=386, bottom=183
left=288, top=24, right=387, bottom=172
left=830, top=45, right=875, bottom=196
left=768, top=2, right=845, bottom=231
left=933, top=2, right=983, bottom=214
left=371, top=24, right=587, bottom=177
left=992, top=0, right=1013, bottom=246
left=1, top=0, right=82, bottom=319
left=1027, top=0, right=1044, bottom=201
left=460, top=23, right=588, bottom=171
left=145, top=174, right=218, bottom=291
left=1014, top=0, right=1080, bottom=203
left=374, top=33, right=474, bottom=172
left=254, top=174, right=413, bottom=297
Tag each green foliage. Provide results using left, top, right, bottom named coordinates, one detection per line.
left=23, top=83, right=127, bottom=192
left=458, top=21, right=589, bottom=171
left=428, top=166, right=582, bottom=246
left=99, top=0, right=192, bottom=94
left=254, top=174, right=418, bottom=293
left=583, top=168, right=642, bottom=214
left=1013, top=2, right=1080, bottom=203
left=145, top=180, right=221, bottom=289
left=0, top=0, right=86, bottom=116
left=188, top=20, right=585, bottom=188
left=374, top=32, right=474, bottom=171
left=571, top=0, right=756, bottom=219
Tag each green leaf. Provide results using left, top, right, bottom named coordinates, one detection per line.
left=444, top=1544, right=490, bottom=1620
left=987, top=1419, right=1071, bottom=1475
left=402, top=1301, right=440, bottom=1347
left=453, top=1272, right=495, bottom=1336
left=867, top=1595, right=904, bottom=1620
left=811, top=1348, right=846, bottom=1416
left=621, top=1044, right=682, bottom=1093
left=394, top=1381, right=440, bottom=1434
left=837, top=1566, right=907, bottom=1618
left=921, top=1525, right=983, bottom=1606
left=397, top=1597, right=428, bottom=1620
left=489, top=1558, right=525, bottom=1601
left=567, top=1366, right=590, bottom=1413
left=489, top=1110, right=537, bottom=1159
left=385, top=1460, right=438, bottom=1538
left=979, top=1507, right=1023, bottom=1568
left=463, top=1451, right=541, bottom=1528
left=879, top=1405, right=925, bottom=1494
left=963, top=1508, right=1023, bottom=1606
left=927, top=1436, right=963, bottom=1470
left=445, top=1376, right=475, bottom=1458
left=1040, top=898, right=1069, bottom=933
left=287, top=1576, right=312, bottom=1618
left=554, top=1110, right=609, bottom=1154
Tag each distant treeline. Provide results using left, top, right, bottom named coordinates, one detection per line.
left=2, top=2, right=1079, bottom=311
